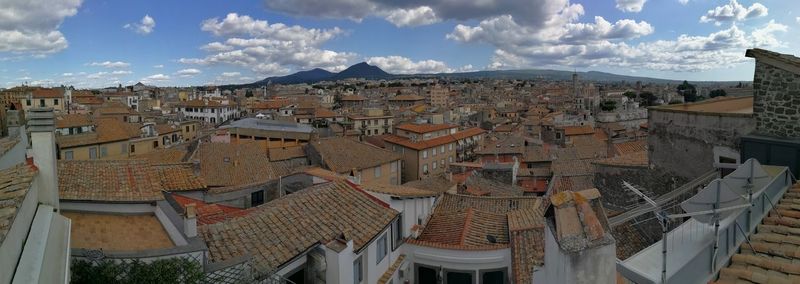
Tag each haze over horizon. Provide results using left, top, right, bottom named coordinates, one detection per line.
left=1, top=0, right=798, bottom=88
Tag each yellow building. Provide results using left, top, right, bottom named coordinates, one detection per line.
left=21, top=88, right=65, bottom=114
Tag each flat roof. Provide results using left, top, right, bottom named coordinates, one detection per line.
left=64, top=212, right=174, bottom=251
left=650, top=96, right=753, bottom=116
left=223, top=118, right=315, bottom=134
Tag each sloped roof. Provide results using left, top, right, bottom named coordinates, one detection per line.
left=389, top=94, right=425, bottom=101
left=58, top=160, right=164, bottom=202
left=383, top=127, right=485, bottom=151
left=55, top=114, right=93, bottom=129
left=549, top=188, right=614, bottom=253
left=402, top=175, right=456, bottom=193
left=714, top=182, right=800, bottom=283
left=128, top=148, right=188, bottom=164
left=0, top=164, right=37, bottom=244
left=197, top=142, right=285, bottom=187
left=310, top=137, right=400, bottom=174
left=268, top=146, right=306, bottom=162
left=153, top=163, right=206, bottom=192
left=394, top=123, right=457, bottom=134
left=199, top=181, right=398, bottom=276
left=361, top=182, right=437, bottom=198
left=171, top=194, right=253, bottom=225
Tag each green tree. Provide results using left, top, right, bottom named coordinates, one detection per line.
left=600, top=100, right=617, bottom=111
left=677, top=80, right=698, bottom=102
left=245, top=89, right=253, bottom=97
left=639, top=91, right=658, bottom=106
left=709, top=89, right=727, bottom=98
left=623, top=91, right=637, bottom=100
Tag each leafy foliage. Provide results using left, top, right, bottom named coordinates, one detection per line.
left=709, top=89, right=727, bottom=98
left=623, top=91, right=637, bottom=99
left=71, top=258, right=204, bottom=284
left=600, top=100, right=617, bottom=111
left=638, top=91, right=658, bottom=106
left=677, top=80, right=698, bottom=102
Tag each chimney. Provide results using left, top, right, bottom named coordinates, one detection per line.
left=28, top=108, right=59, bottom=209
left=7, top=109, right=22, bottom=137
left=184, top=203, right=198, bottom=238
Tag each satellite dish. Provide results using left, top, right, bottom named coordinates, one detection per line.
left=721, top=158, right=771, bottom=197
left=680, top=179, right=745, bottom=224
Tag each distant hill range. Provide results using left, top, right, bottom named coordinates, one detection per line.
left=222, top=62, right=743, bottom=89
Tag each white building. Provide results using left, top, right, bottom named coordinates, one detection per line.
left=176, top=99, right=238, bottom=124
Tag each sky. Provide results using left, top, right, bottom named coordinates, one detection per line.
left=0, top=0, right=798, bottom=88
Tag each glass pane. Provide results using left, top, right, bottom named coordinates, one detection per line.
left=482, top=271, right=504, bottom=284
left=447, top=272, right=472, bottom=284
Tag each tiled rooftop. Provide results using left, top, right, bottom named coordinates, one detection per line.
left=310, top=137, right=399, bottom=174
left=268, top=146, right=306, bottom=162
left=153, top=163, right=206, bottom=192
left=402, top=175, right=456, bottom=194
left=383, top=127, right=485, bottom=151
left=63, top=212, right=174, bottom=251
left=0, top=164, right=37, bottom=244
left=651, top=96, right=753, bottom=115
left=55, top=114, right=93, bottom=129
left=58, top=160, right=164, bottom=202
left=549, top=188, right=614, bottom=253
left=394, top=123, right=457, bottom=134
left=714, top=183, right=800, bottom=284
left=361, top=182, right=438, bottom=198
left=170, top=194, right=252, bottom=225
left=197, top=142, right=287, bottom=187
left=199, top=181, right=398, bottom=276
left=56, top=118, right=141, bottom=148
left=129, top=148, right=188, bottom=164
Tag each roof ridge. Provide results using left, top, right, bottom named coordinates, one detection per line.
left=460, top=207, right=474, bottom=246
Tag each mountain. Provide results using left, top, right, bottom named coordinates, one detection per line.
left=330, top=62, right=391, bottom=81
left=257, top=68, right=335, bottom=85
left=231, top=63, right=740, bottom=89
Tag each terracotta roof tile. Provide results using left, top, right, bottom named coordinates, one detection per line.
left=384, top=127, right=485, bottom=151
left=197, top=142, right=294, bottom=187
left=58, top=160, right=164, bottom=202
left=170, top=194, right=253, bottom=225
left=64, top=211, right=174, bottom=251
left=0, top=164, right=37, bottom=244
left=362, top=182, right=437, bottom=198
left=55, top=114, right=93, bottom=129
left=268, top=146, right=307, bottom=162
left=153, top=163, right=206, bottom=191
left=563, top=125, right=595, bottom=136
left=199, top=181, right=398, bottom=276
left=129, top=148, right=188, bottom=164
left=389, top=94, right=425, bottom=101
left=309, top=137, right=399, bottom=174
left=32, top=88, right=63, bottom=98
left=395, top=123, right=457, bottom=134
left=402, top=175, right=456, bottom=194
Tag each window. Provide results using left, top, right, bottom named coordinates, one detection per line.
left=376, top=234, right=387, bottom=264
left=89, top=147, right=97, bottom=159
left=100, top=146, right=108, bottom=158
left=422, top=150, right=428, bottom=159
left=432, top=147, right=436, bottom=156
left=441, top=159, right=444, bottom=167
left=130, top=144, right=136, bottom=153
left=392, top=214, right=403, bottom=250
left=64, top=151, right=74, bottom=160
left=153, top=141, right=159, bottom=148
left=185, top=126, right=190, bottom=132
left=54, top=99, right=59, bottom=105
left=251, top=190, right=265, bottom=207
left=449, top=156, right=453, bottom=163
left=374, top=166, right=381, bottom=178
left=422, top=164, right=428, bottom=174
left=353, top=257, right=363, bottom=284
left=391, top=161, right=397, bottom=173
left=26, top=99, right=31, bottom=106
left=449, top=143, right=453, bottom=151
left=39, top=99, right=45, bottom=107
left=440, top=145, right=445, bottom=153
left=433, top=161, right=437, bottom=170
left=122, top=143, right=128, bottom=154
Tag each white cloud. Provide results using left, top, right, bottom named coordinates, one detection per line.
left=264, top=0, right=591, bottom=29
left=699, top=0, right=768, bottom=25
left=86, top=72, right=107, bottom=79
left=201, top=42, right=233, bottom=52
left=751, top=20, right=788, bottom=47
left=124, top=14, right=156, bottom=35
left=62, top=73, right=73, bottom=77
left=111, top=70, right=132, bottom=75
left=88, top=61, right=130, bottom=68
left=678, top=0, right=689, bottom=4
left=384, top=6, right=440, bottom=27
left=183, top=13, right=354, bottom=75
left=0, top=0, right=81, bottom=54
left=615, top=0, right=647, bottom=13
left=221, top=72, right=241, bottom=77
left=143, top=74, right=170, bottom=81
left=175, top=68, right=201, bottom=77
left=796, top=17, right=800, bottom=24
left=366, top=56, right=452, bottom=74
left=153, top=64, right=164, bottom=68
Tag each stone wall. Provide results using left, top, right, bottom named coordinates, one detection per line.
left=752, top=61, right=800, bottom=138
left=648, top=109, right=754, bottom=180
left=594, top=165, right=688, bottom=211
